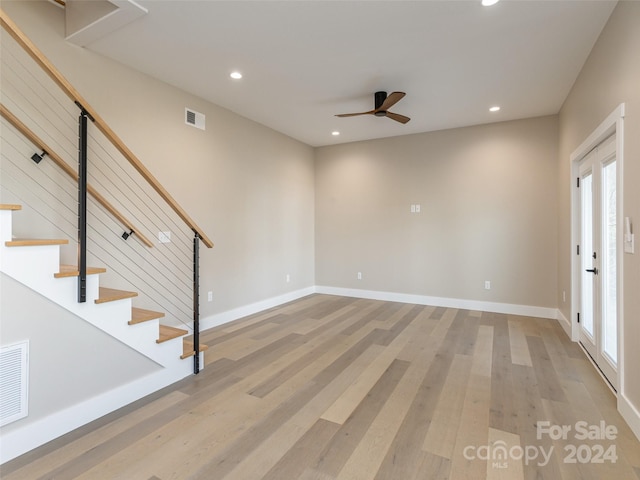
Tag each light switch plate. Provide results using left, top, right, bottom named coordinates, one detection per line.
left=624, top=234, right=634, bottom=254
left=159, top=231, right=171, bottom=243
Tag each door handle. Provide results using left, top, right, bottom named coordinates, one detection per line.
left=586, top=268, right=599, bottom=275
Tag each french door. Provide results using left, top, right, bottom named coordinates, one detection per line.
left=578, top=134, right=617, bottom=390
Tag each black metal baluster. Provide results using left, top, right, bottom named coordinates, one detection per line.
left=193, top=232, right=200, bottom=374
left=77, top=109, right=88, bottom=303
left=75, top=102, right=94, bottom=303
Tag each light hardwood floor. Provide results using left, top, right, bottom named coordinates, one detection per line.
left=2, top=294, right=640, bottom=479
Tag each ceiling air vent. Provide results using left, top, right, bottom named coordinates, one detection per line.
left=185, top=108, right=205, bottom=130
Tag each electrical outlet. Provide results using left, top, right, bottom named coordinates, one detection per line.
left=410, top=204, right=416, bottom=213
left=158, top=231, right=171, bottom=243
left=357, top=272, right=362, bottom=280
left=415, top=204, right=421, bottom=213
left=207, top=291, right=213, bottom=302
left=286, top=274, right=290, bottom=283
left=484, top=281, right=491, bottom=290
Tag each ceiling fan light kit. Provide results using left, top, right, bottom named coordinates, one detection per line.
left=336, top=91, right=411, bottom=124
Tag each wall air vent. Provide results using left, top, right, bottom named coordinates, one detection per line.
left=0, top=341, right=29, bottom=427
left=185, top=108, right=205, bottom=130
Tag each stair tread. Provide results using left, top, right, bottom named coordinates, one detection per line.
left=129, top=307, right=165, bottom=325
left=180, top=340, right=210, bottom=359
left=95, top=287, right=138, bottom=304
left=157, top=325, right=188, bottom=344
left=55, top=264, right=107, bottom=278
left=0, top=204, right=22, bottom=210
left=6, top=238, right=69, bottom=246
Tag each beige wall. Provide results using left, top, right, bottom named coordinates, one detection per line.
left=3, top=0, right=639, bottom=452
left=0, top=1, right=315, bottom=456
left=1, top=1, right=316, bottom=318
left=558, top=1, right=640, bottom=422
left=315, top=116, right=559, bottom=308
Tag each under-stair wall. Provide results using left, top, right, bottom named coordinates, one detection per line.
left=0, top=205, right=204, bottom=462
left=0, top=272, right=160, bottom=451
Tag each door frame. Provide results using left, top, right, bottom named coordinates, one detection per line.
left=570, top=103, right=625, bottom=392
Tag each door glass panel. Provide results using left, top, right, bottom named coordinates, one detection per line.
left=581, top=173, right=594, bottom=337
left=602, top=160, right=617, bottom=363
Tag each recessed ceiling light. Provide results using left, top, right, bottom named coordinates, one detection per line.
left=332, top=131, right=340, bottom=136
left=489, top=106, right=501, bottom=112
left=230, top=71, right=242, bottom=80
left=482, top=0, right=500, bottom=6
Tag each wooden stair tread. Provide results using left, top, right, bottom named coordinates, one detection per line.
left=55, top=264, right=107, bottom=278
left=95, top=287, right=138, bottom=304
left=157, top=325, right=188, bottom=344
left=181, top=340, right=209, bottom=359
left=0, top=204, right=22, bottom=210
left=5, top=238, right=69, bottom=246
left=129, top=307, right=165, bottom=325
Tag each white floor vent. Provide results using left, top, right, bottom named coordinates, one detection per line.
left=0, top=341, right=29, bottom=427
left=185, top=108, right=205, bottom=130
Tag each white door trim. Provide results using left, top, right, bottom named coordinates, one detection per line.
left=570, top=103, right=625, bottom=393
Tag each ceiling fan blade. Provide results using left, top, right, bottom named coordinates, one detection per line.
left=385, top=111, right=410, bottom=124
left=335, top=110, right=375, bottom=118
left=378, top=92, right=405, bottom=112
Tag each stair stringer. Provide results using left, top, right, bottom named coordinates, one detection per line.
left=0, top=208, right=198, bottom=371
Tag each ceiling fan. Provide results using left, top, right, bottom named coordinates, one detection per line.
left=336, top=91, right=410, bottom=124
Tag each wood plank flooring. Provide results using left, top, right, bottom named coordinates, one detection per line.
left=2, top=294, right=639, bottom=480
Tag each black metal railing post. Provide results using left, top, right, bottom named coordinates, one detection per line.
left=193, top=231, right=201, bottom=374
left=75, top=101, right=94, bottom=303
left=77, top=107, right=89, bottom=303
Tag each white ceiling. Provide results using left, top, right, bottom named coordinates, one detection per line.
left=80, top=0, right=616, bottom=147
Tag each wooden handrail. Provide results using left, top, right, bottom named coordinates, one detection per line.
left=1, top=102, right=154, bottom=248
left=0, top=9, right=214, bottom=248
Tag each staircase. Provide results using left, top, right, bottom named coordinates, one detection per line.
left=0, top=204, right=208, bottom=368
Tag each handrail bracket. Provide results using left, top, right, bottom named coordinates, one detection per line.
left=74, top=100, right=95, bottom=122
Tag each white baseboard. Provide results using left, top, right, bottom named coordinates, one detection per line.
left=0, top=364, right=191, bottom=464
left=619, top=393, right=640, bottom=442
left=0, top=287, right=317, bottom=465
left=315, top=286, right=558, bottom=319
left=200, top=286, right=316, bottom=331
left=556, top=309, right=572, bottom=338
left=5, top=284, right=633, bottom=465
left=558, top=308, right=640, bottom=443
